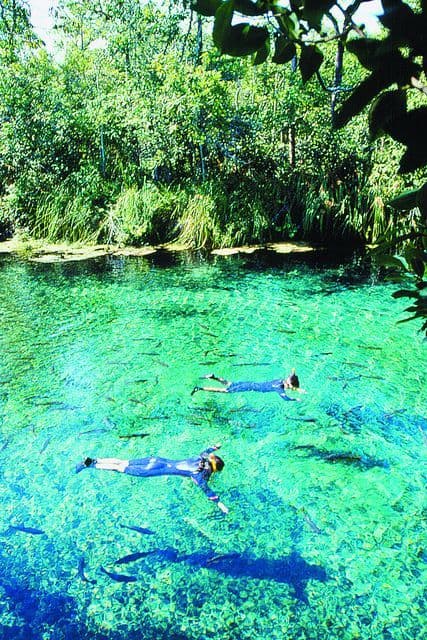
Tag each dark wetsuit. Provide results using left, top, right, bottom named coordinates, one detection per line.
left=226, top=379, right=296, bottom=401
left=123, top=447, right=220, bottom=504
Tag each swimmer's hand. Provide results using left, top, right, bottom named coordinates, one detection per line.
left=212, top=443, right=221, bottom=450
left=217, top=501, right=229, bottom=514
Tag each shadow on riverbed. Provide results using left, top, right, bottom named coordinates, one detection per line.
left=179, top=549, right=328, bottom=603
left=108, top=547, right=328, bottom=603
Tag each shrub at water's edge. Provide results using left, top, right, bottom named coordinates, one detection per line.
left=8, top=171, right=408, bottom=252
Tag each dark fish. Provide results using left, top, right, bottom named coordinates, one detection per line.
left=100, top=567, right=137, bottom=583
left=79, top=428, right=108, bottom=436
left=115, top=551, right=153, bottom=565
left=9, top=525, right=45, bottom=535
left=293, top=445, right=388, bottom=469
left=232, top=362, right=271, bottom=367
left=300, top=508, right=323, bottom=534
left=34, top=401, right=82, bottom=410
left=129, top=398, right=145, bottom=404
left=206, top=552, right=240, bottom=565
left=133, top=379, right=149, bottom=384
left=78, top=557, right=96, bottom=584
left=0, top=439, right=10, bottom=452
left=119, top=433, right=150, bottom=439
left=119, top=524, right=155, bottom=535
left=138, top=352, right=160, bottom=356
left=39, top=438, right=50, bottom=454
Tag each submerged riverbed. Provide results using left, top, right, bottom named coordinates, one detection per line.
left=0, top=249, right=425, bottom=640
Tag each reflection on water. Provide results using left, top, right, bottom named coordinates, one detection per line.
left=0, top=249, right=425, bottom=640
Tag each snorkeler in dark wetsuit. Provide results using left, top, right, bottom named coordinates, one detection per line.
left=191, top=369, right=304, bottom=401
left=75, top=445, right=228, bottom=513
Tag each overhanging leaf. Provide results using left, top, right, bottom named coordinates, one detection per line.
left=390, top=107, right=427, bottom=145
left=191, top=0, right=221, bottom=16
left=416, top=182, right=427, bottom=217
left=346, top=38, right=392, bottom=71
left=303, top=0, right=335, bottom=30
left=369, top=90, right=406, bottom=141
left=221, top=23, right=269, bottom=56
left=235, top=0, right=269, bottom=15
left=374, top=254, right=408, bottom=270
left=388, top=188, right=418, bottom=210
left=379, top=0, right=416, bottom=42
left=213, top=1, right=235, bottom=51
left=392, top=289, right=419, bottom=299
left=253, top=38, right=270, bottom=65
left=399, top=142, right=427, bottom=174
left=334, top=70, right=392, bottom=129
left=272, top=35, right=296, bottom=64
left=299, top=45, right=323, bottom=83
left=276, top=10, right=300, bottom=39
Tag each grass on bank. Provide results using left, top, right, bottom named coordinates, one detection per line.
left=24, top=176, right=397, bottom=250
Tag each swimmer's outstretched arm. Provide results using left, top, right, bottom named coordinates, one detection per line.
left=278, top=392, right=298, bottom=401
left=192, top=476, right=229, bottom=514
left=200, top=443, right=222, bottom=457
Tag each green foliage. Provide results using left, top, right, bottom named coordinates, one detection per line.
left=101, top=182, right=178, bottom=246
left=32, top=169, right=111, bottom=243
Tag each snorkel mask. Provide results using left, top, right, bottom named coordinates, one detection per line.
left=208, top=453, right=218, bottom=472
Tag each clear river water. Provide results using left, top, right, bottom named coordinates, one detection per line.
left=0, top=248, right=425, bottom=640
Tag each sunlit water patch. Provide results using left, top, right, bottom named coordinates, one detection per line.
left=0, top=249, right=425, bottom=640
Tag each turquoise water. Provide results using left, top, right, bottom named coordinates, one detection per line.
left=0, top=249, right=425, bottom=640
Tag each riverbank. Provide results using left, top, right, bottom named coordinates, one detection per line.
left=0, top=237, right=317, bottom=262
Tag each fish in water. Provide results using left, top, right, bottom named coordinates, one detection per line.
left=300, top=508, right=323, bottom=534
left=100, top=567, right=137, bottom=583
left=205, top=552, right=240, bottom=566
left=118, top=433, right=150, bottom=439
left=39, top=438, right=50, bottom=454
left=292, top=445, right=388, bottom=469
left=119, top=524, right=155, bottom=535
left=78, top=557, right=96, bottom=584
left=115, top=551, right=153, bottom=565
left=78, top=428, right=109, bottom=436
left=7, top=525, right=46, bottom=535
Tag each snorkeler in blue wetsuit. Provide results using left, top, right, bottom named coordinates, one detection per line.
left=191, top=369, right=304, bottom=401
left=76, top=445, right=228, bottom=513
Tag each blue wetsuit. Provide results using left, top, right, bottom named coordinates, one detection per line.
left=226, top=379, right=295, bottom=401
left=123, top=447, right=220, bottom=504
